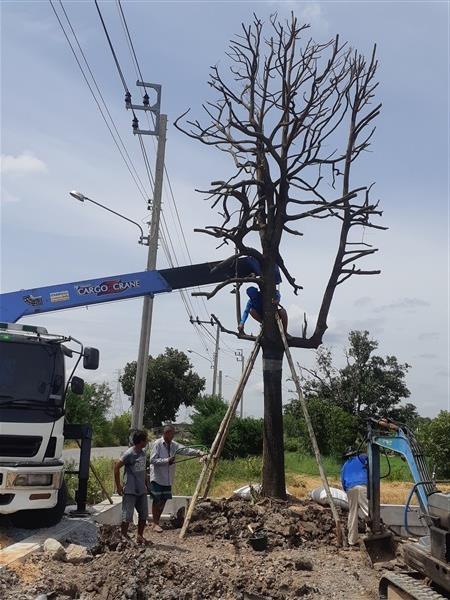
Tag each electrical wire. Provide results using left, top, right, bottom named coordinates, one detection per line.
left=50, top=0, right=148, bottom=202
left=94, top=1, right=217, bottom=355
left=94, top=0, right=129, bottom=95
left=115, top=0, right=212, bottom=323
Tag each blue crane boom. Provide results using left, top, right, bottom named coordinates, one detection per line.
left=0, top=258, right=262, bottom=323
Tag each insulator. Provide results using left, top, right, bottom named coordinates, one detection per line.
left=143, top=93, right=149, bottom=106
left=132, top=117, right=139, bottom=131
left=125, top=91, right=131, bottom=106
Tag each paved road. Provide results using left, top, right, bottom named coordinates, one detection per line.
left=62, top=446, right=128, bottom=463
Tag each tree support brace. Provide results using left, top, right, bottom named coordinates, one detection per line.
left=179, top=335, right=262, bottom=539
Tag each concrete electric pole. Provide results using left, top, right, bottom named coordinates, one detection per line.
left=212, top=322, right=220, bottom=396
left=131, top=111, right=167, bottom=431
left=189, top=317, right=220, bottom=396
left=235, top=349, right=244, bottom=417
left=218, top=369, right=223, bottom=399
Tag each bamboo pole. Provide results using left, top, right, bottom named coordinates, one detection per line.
left=179, top=335, right=261, bottom=539
left=276, top=313, right=345, bottom=547
left=202, top=337, right=261, bottom=498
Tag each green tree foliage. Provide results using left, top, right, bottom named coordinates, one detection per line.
left=284, top=397, right=358, bottom=456
left=190, top=395, right=263, bottom=459
left=121, top=348, right=205, bottom=428
left=65, top=382, right=113, bottom=446
left=110, top=412, right=131, bottom=445
left=304, top=330, right=413, bottom=420
left=416, top=411, right=450, bottom=478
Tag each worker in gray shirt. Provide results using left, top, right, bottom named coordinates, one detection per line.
left=149, top=424, right=206, bottom=532
left=114, top=430, right=149, bottom=544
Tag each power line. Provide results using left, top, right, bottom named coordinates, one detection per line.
left=115, top=0, right=211, bottom=322
left=94, top=0, right=129, bottom=94
left=52, top=0, right=211, bottom=356
left=49, top=0, right=148, bottom=202
left=93, top=1, right=215, bottom=353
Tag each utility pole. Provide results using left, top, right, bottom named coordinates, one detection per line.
left=131, top=111, right=167, bottom=431
left=218, top=370, right=223, bottom=399
left=189, top=316, right=219, bottom=395
left=235, top=349, right=244, bottom=417
left=212, top=322, right=220, bottom=396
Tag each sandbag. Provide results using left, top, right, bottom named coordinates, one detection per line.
left=310, top=486, right=349, bottom=510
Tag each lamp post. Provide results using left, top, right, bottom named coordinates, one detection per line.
left=69, top=191, right=148, bottom=245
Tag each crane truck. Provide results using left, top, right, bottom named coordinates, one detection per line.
left=0, top=256, right=263, bottom=526
left=0, top=322, right=99, bottom=527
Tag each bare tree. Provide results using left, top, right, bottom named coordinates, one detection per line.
left=175, top=14, right=384, bottom=498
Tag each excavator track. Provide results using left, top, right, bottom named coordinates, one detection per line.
left=379, top=572, right=447, bottom=600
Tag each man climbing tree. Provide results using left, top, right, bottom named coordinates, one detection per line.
left=176, top=14, right=384, bottom=498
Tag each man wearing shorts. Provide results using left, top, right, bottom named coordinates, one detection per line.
left=114, top=430, right=149, bottom=544
left=149, top=424, right=206, bottom=532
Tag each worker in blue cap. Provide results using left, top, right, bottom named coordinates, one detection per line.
left=238, top=286, right=288, bottom=333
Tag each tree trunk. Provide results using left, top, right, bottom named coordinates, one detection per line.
left=261, top=342, right=286, bottom=499
left=261, top=251, right=286, bottom=499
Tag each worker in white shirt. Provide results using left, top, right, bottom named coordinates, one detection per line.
left=149, top=424, right=206, bottom=532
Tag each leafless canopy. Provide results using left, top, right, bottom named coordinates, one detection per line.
left=175, top=14, right=384, bottom=349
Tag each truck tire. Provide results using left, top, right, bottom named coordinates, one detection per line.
left=11, top=481, right=68, bottom=529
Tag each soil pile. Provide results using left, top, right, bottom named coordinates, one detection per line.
left=0, top=499, right=379, bottom=600
left=0, top=535, right=357, bottom=600
left=189, top=497, right=346, bottom=548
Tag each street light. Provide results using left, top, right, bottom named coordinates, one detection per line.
left=69, top=190, right=148, bottom=245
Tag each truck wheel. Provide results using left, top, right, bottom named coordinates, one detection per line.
left=11, top=481, right=68, bottom=529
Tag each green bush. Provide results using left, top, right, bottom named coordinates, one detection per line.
left=284, top=438, right=300, bottom=453
left=191, top=395, right=263, bottom=459
left=416, top=411, right=450, bottom=478
left=65, top=456, right=115, bottom=505
left=110, top=412, right=131, bottom=445
left=284, top=397, right=358, bottom=457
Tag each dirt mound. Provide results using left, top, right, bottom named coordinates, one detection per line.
left=0, top=540, right=322, bottom=600
left=189, top=497, right=346, bottom=548
left=1, top=500, right=379, bottom=600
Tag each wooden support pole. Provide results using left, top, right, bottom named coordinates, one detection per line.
left=179, top=336, right=261, bottom=539
left=276, top=313, right=345, bottom=547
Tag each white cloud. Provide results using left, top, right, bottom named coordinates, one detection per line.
left=374, top=297, right=430, bottom=313
left=1, top=151, right=47, bottom=176
left=0, top=189, right=20, bottom=204
left=270, top=2, right=329, bottom=35
left=299, top=2, right=329, bottom=33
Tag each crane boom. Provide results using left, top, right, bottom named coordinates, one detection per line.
left=0, top=258, right=257, bottom=323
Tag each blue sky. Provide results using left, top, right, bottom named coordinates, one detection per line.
left=1, top=1, right=449, bottom=418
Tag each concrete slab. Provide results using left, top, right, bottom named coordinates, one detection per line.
left=0, top=519, right=79, bottom=570
left=92, top=495, right=191, bottom=526
left=380, top=504, right=427, bottom=537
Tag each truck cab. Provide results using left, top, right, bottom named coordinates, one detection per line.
left=0, top=322, right=99, bottom=527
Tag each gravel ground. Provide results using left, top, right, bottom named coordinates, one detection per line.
left=0, top=498, right=387, bottom=600
left=0, top=513, right=98, bottom=550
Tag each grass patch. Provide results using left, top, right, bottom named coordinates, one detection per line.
left=63, top=451, right=413, bottom=505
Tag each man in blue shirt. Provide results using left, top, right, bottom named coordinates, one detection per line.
left=341, top=447, right=369, bottom=546
left=238, top=286, right=288, bottom=333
